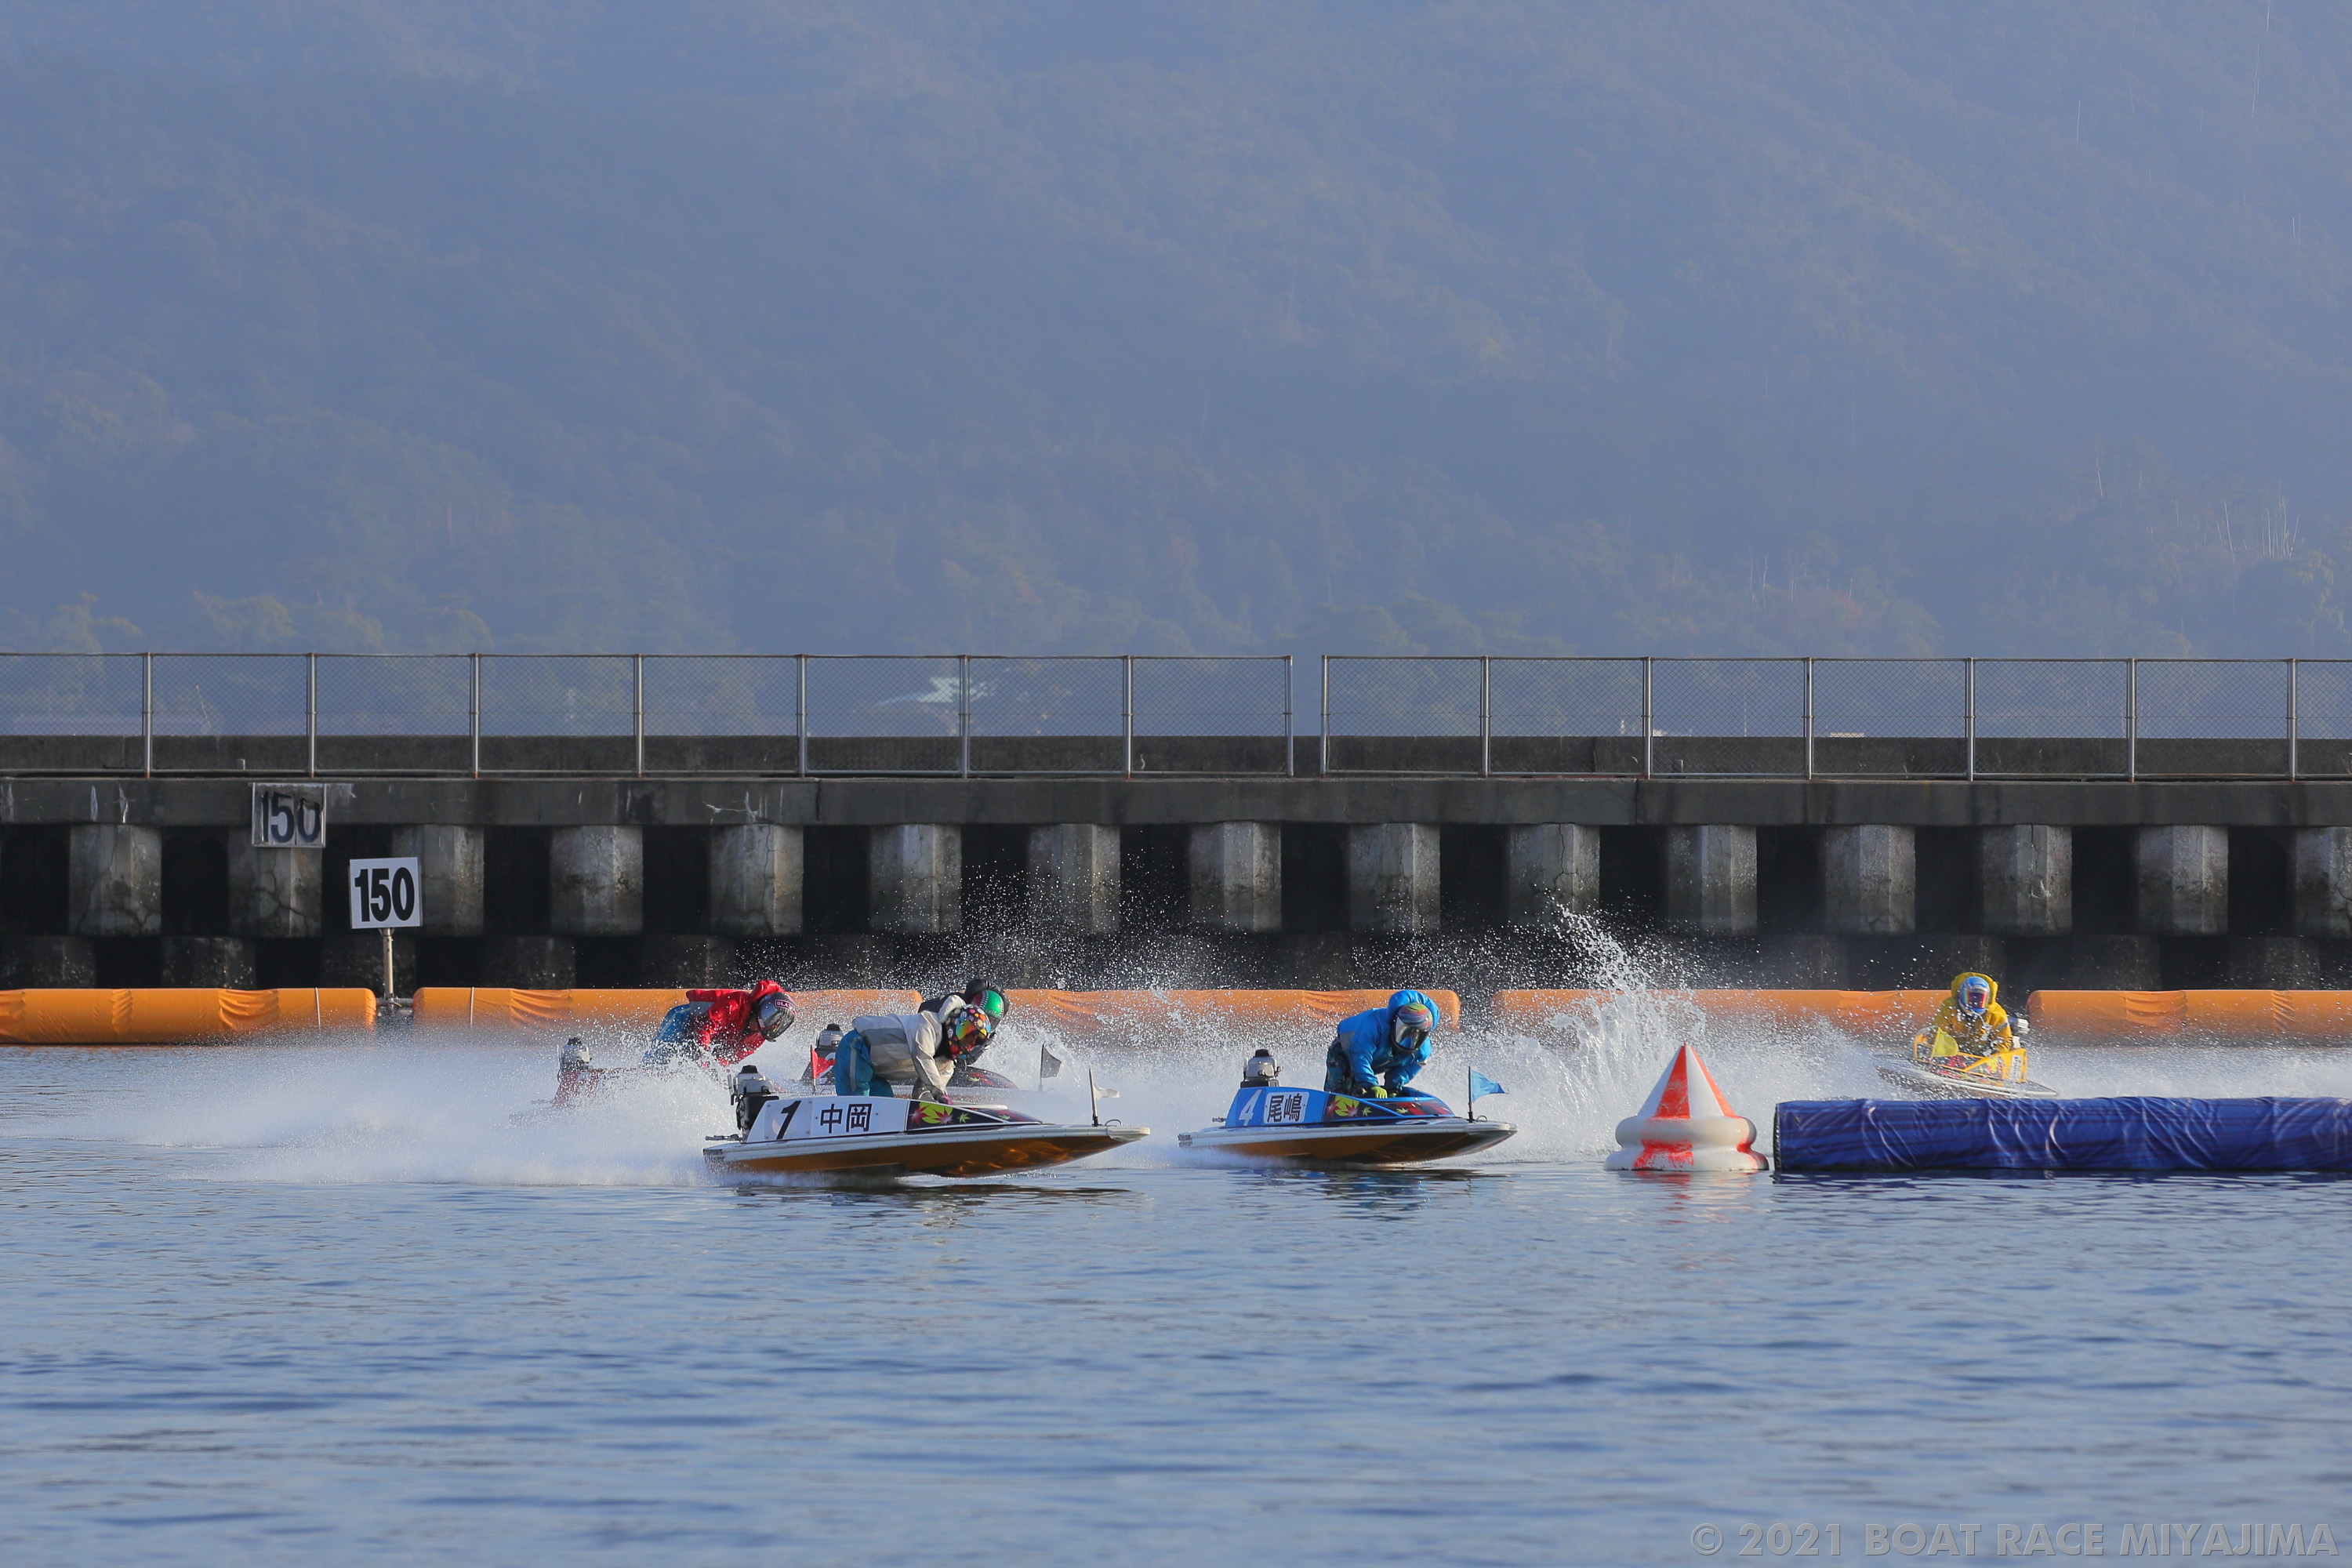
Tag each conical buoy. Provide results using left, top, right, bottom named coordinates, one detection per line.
left=1603, top=1044, right=1767, bottom=1173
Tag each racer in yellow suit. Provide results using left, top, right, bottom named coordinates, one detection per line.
left=1911, top=972, right=2027, bottom=1081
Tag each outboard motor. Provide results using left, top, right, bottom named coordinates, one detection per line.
left=732, top=1063, right=778, bottom=1133
left=801, top=1023, right=845, bottom=1085
left=554, top=1036, right=597, bottom=1108
left=1242, top=1047, right=1280, bottom=1087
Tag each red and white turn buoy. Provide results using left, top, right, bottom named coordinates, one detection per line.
left=1603, top=1044, right=1767, bottom=1173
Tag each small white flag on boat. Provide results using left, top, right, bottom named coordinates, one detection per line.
left=1092, top=1080, right=1120, bottom=1101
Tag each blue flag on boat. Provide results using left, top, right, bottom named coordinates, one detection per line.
left=1468, top=1070, right=1506, bottom=1102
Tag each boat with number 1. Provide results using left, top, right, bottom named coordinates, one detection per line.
left=704, top=1092, right=1145, bottom=1178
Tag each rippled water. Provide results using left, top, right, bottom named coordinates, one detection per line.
left=4, top=1011, right=2350, bottom=1566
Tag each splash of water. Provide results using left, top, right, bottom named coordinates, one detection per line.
left=16, top=924, right=2352, bottom=1186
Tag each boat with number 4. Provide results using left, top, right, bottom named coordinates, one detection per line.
left=704, top=1093, right=1146, bottom=1178
left=1179, top=1059, right=1515, bottom=1164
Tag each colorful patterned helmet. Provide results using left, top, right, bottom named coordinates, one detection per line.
left=1957, top=976, right=1991, bottom=1016
left=948, top=1004, right=996, bottom=1056
left=1392, top=1001, right=1436, bottom=1044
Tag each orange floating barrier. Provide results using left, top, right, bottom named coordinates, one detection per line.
left=1003, top=989, right=1461, bottom=1040
left=1492, top=989, right=1945, bottom=1041
left=410, top=988, right=920, bottom=1032
left=2026, top=991, right=2352, bottom=1042
left=0, top=989, right=376, bottom=1045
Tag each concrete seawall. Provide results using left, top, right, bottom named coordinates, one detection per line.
left=5, top=775, right=2352, bottom=994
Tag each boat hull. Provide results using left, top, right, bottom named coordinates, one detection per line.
left=1178, top=1116, right=1516, bottom=1164
left=1876, top=1059, right=2059, bottom=1102
left=706, top=1122, right=1145, bottom=1178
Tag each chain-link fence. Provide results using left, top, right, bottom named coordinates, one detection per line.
left=0, top=651, right=2337, bottom=778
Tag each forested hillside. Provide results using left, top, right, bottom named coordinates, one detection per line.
left=0, top=2, right=2348, bottom=656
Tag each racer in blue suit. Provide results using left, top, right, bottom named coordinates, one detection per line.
left=1323, top=989, right=1440, bottom=1097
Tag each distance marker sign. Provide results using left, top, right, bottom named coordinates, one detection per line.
left=349, top=857, right=423, bottom=930
left=251, top=784, right=327, bottom=848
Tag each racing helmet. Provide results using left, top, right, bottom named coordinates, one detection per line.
left=1392, top=1000, right=1436, bottom=1046
left=963, top=981, right=1010, bottom=1023
left=1957, top=976, right=1992, bottom=1017
left=946, top=1003, right=996, bottom=1057
left=754, top=991, right=797, bottom=1040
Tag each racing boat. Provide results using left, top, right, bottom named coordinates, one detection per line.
left=1179, top=1075, right=1515, bottom=1164
left=1876, top=1029, right=2059, bottom=1102
left=529, top=1036, right=1048, bottom=1119
left=704, top=1092, right=1146, bottom=1178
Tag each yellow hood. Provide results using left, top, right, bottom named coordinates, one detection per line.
left=1950, top=972, right=1999, bottom=1007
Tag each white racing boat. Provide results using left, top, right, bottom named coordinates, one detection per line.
left=1875, top=1057, right=2060, bottom=1101
left=706, top=1090, right=1145, bottom=1178
left=1876, top=1026, right=2058, bottom=1102
left=1179, top=1059, right=1515, bottom=1164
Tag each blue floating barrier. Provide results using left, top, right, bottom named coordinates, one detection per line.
left=1773, top=1097, right=2352, bottom=1174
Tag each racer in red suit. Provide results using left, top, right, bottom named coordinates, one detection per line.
left=645, top=979, right=796, bottom=1068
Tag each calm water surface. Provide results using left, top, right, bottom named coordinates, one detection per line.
left=2, top=1036, right=2347, bottom=1566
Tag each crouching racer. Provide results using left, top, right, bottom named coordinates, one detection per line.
left=645, top=979, right=796, bottom=1069
left=832, top=989, right=998, bottom=1102
left=1324, top=989, right=1441, bottom=1098
left=1911, top=972, right=2021, bottom=1069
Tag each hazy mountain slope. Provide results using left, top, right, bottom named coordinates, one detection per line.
left=0, top=2, right=2347, bottom=655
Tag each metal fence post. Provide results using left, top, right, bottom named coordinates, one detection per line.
left=306, top=652, right=318, bottom=779
left=1479, top=655, right=1492, bottom=778
left=1802, top=656, right=1814, bottom=781
left=1641, top=656, right=1653, bottom=779
left=1319, top=656, right=1330, bottom=779
left=2125, top=658, right=2138, bottom=782
left=1283, top=655, right=1294, bottom=777
left=797, top=654, right=809, bottom=779
left=1964, top=658, right=1976, bottom=782
left=470, top=653, right=482, bottom=780
left=959, top=654, right=971, bottom=779
left=632, top=653, right=644, bottom=778
left=2288, top=657, right=2299, bottom=782
left=1123, top=654, right=1134, bottom=779
left=142, top=652, right=153, bottom=779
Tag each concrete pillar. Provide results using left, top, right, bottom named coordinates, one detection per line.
left=1029, top=824, right=1120, bottom=935
left=225, top=834, right=321, bottom=938
left=162, top=936, right=256, bottom=987
left=2225, top=935, right=2325, bottom=988
left=1, top=936, right=96, bottom=987
left=1822, top=825, right=1915, bottom=935
left=1505, top=823, right=1598, bottom=926
left=2014, top=933, right=2161, bottom=990
left=1189, top=822, right=1280, bottom=933
left=481, top=935, right=576, bottom=988
left=869, top=823, right=960, bottom=935
left=1349, top=823, right=1439, bottom=934
left=2292, top=826, right=2352, bottom=938
left=324, top=931, right=415, bottom=996
left=69, top=824, right=162, bottom=937
left=550, top=826, right=644, bottom=936
left=641, top=934, right=739, bottom=986
left=2136, top=825, right=2227, bottom=936
left=1664, top=825, right=1756, bottom=935
left=710, top=824, right=804, bottom=937
left=1980, top=825, right=2072, bottom=935
left=390, top=825, right=485, bottom=936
